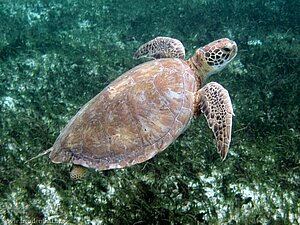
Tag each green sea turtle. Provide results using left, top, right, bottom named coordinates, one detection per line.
left=47, top=37, right=238, bottom=179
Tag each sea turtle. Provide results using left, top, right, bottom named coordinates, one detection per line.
left=47, top=37, right=238, bottom=179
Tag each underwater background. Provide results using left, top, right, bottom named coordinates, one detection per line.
left=0, top=0, right=299, bottom=224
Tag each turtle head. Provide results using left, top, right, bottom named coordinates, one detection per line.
left=188, top=38, right=238, bottom=82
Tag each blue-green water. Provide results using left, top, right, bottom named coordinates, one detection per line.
left=0, top=0, right=299, bottom=224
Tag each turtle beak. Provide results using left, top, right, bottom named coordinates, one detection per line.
left=221, top=38, right=238, bottom=62
left=229, top=40, right=238, bottom=60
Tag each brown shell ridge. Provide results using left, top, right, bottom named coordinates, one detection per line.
left=152, top=70, right=176, bottom=134
left=178, top=67, right=195, bottom=132
left=125, top=87, right=145, bottom=146
left=151, top=60, right=191, bottom=139
left=102, top=87, right=137, bottom=168
left=128, top=68, right=165, bottom=146
left=136, top=63, right=195, bottom=157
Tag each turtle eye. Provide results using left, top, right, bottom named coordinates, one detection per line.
left=222, top=47, right=231, bottom=52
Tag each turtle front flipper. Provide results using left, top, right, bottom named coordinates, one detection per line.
left=196, top=82, right=234, bottom=160
left=134, top=36, right=185, bottom=59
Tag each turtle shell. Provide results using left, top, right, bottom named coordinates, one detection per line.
left=49, top=58, right=197, bottom=170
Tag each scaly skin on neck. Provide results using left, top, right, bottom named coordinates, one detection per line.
left=186, top=48, right=214, bottom=87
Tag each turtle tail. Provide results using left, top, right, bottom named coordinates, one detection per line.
left=25, top=147, right=53, bottom=164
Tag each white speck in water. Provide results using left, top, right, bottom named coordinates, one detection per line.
left=247, top=39, right=263, bottom=46
left=3, top=96, right=16, bottom=110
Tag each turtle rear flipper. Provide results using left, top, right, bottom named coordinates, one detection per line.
left=70, top=165, right=88, bottom=180
left=134, top=36, right=185, bottom=59
left=197, top=82, right=234, bottom=160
